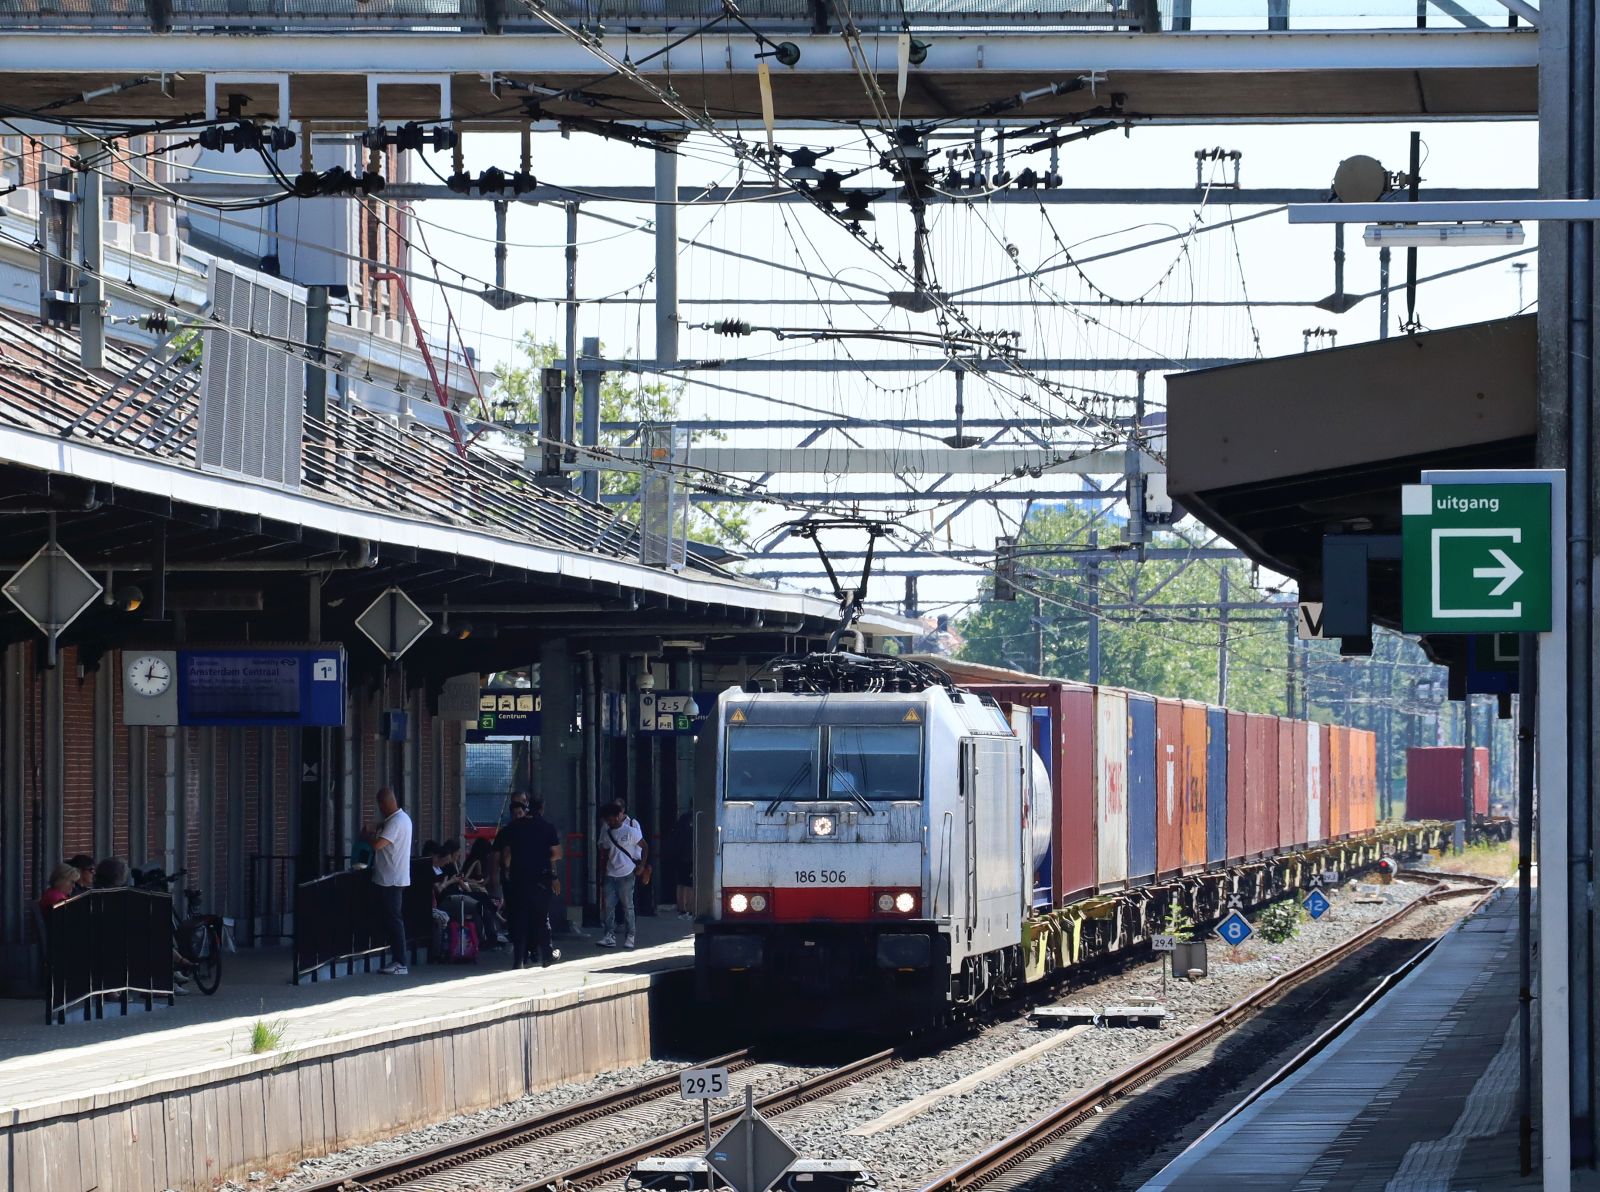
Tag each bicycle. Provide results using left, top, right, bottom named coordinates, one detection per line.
left=135, top=867, right=225, bottom=995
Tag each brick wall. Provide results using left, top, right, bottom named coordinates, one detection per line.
left=59, top=647, right=96, bottom=863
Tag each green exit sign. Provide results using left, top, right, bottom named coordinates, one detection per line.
left=1401, top=482, right=1553, bottom=633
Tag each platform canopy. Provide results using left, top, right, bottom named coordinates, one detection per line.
left=1165, top=314, right=1536, bottom=636
left=0, top=310, right=915, bottom=678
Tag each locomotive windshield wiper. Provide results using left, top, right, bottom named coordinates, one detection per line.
left=764, top=761, right=814, bottom=815
left=828, top=765, right=877, bottom=816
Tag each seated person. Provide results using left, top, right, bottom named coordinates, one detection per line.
left=93, top=857, right=130, bottom=889
left=39, top=863, right=78, bottom=912
left=67, top=855, right=95, bottom=897
left=433, top=839, right=501, bottom=948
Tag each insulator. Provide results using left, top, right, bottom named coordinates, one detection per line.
left=477, top=166, right=508, bottom=195
left=143, top=312, right=171, bottom=334
left=445, top=171, right=474, bottom=194
left=715, top=319, right=754, bottom=336
left=511, top=170, right=538, bottom=195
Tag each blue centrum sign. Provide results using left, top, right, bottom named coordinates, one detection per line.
left=177, top=649, right=345, bottom=727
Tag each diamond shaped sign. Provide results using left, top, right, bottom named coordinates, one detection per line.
left=1304, top=889, right=1331, bottom=920
left=707, top=1109, right=797, bottom=1192
left=1216, top=910, right=1253, bottom=948
left=355, top=587, right=432, bottom=660
left=3, top=543, right=102, bottom=639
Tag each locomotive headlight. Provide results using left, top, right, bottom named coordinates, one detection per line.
left=729, top=893, right=750, bottom=914
left=809, top=814, right=836, bottom=838
left=876, top=893, right=895, bottom=912
left=749, top=893, right=769, bottom=912
left=895, top=891, right=916, bottom=913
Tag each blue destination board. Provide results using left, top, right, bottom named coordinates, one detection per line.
left=177, top=649, right=345, bottom=727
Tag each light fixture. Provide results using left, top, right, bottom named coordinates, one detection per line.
left=1362, top=222, right=1525, bottom=248
left=809, top=814, right=837, bottom=838
left=115, top=585, right=143, bottom=613
left=907, top=38, right=930, bottom=66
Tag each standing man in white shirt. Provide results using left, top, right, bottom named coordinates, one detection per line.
left=363, top=786, right=414, bottom=975
left=597, top=801, right=644, bottom=950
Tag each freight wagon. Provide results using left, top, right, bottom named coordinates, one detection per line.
left=693, top=652, right=1447, bottom=1030
left=1405, top=746, right=1490, bottom=820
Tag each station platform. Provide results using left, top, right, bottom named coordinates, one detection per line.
left=1140, top=886, right=1532, bottom=1192
left=0, top=914, right=694, bottom=1192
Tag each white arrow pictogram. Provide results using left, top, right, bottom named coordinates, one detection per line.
left=1473, top=548, right=1523, bottom=597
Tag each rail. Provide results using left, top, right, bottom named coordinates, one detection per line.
left=513, top=1049, right=901, bottom=1192
left=298, top=1048, right=755, bottom=1192
left=914, top=876, right=1498, bottom=1192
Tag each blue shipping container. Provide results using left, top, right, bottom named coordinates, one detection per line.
left=1205, top=706, right=1228, bottom=864
left=1032, top=705, right=1053, bottom=907
left=1127, top=694, right=1158, bottom=884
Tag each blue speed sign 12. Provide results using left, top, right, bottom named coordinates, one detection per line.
left=1304, top=889, right=1331, bottom=920
left=1216, top=910, right=1253, bottom=947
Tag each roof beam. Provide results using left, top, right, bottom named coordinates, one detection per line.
left=599, top=445, right=1143, bottom=475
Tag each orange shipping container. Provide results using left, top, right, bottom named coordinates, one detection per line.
left=1329, top=726, right=1350, bottom=838
left=1180, top=702, right=1209, bottom=871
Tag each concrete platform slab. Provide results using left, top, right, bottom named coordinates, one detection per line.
left=0, top=915, right=694, bottom=1192
left=1139, top=888, right=1534, bottom=1192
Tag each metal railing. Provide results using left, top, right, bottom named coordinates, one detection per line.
left=42, top=887, right=175, bottom=1025
left=0, top=308, right=697, bottom=577
left=290, top=858, right=434, bottom=983
left=246, top=853, right=298, bottom=945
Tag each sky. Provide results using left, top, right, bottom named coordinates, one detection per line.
left=269, top=113, right=1540, bottom=620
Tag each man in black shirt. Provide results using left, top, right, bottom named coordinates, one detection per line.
left=498, top=795, right=563, bottom=968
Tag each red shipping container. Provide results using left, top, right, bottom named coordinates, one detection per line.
left=1245, top=714, right=1276, bottom=857
left=1276, top=718, right=1295, bottom=854
left=968, top=682, right=1099, bottom=905
left=1226, top=711, right=1248, bottom=862
left=1180, top=702, right=1208, bottom=872
left=1405, top=746, right=1489, bottom=820
left=1357, top=733, right=1376, bottom=830
left=1291, top=720, right=1309, bottom=848
left=1156, top=699, right=1184, bottom=877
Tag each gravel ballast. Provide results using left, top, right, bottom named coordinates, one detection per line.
left=214, top=877, right=1480, bottom=1192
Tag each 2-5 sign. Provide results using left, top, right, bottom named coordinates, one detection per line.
left=1401, top=482, right=1552, bottom=633
left=680, top=1067, right=731, bottom=1100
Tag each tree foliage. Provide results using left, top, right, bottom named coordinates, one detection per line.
left=955, top=503, right=1291, bottom=713
left=493, top=334, right=751, bottom=551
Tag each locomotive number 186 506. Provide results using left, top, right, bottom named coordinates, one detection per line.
left=794, top=870, right=848, bottom=883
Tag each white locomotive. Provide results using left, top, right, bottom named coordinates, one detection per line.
left=693, top=654, right=1050, bottom=1026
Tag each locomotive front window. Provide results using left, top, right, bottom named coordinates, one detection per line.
left=725, top=726, right=818, bottom=801
left=828, top=725, right=923, bottom=801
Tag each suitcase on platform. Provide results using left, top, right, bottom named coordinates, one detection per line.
left=446, top=912, right=479, bottom=964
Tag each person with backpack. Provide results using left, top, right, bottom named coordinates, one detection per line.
left=499, top=795, right=563, bottom=969
left=598, top=801, right=647, bottom=950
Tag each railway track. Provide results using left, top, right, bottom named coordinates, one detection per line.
left=300, top=1050, right=759, bottom=1192
left=303, top=1048, right=899, bottom=1192
left=913, top=874, right=1501, bottom=1192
